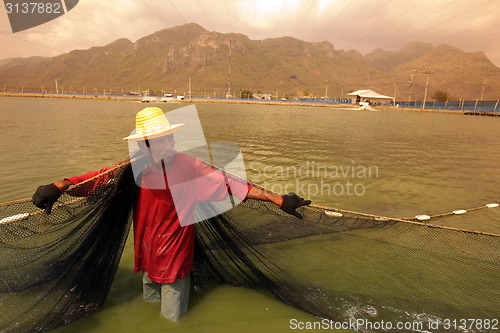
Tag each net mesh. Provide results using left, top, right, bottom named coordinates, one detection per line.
left=0, top=160, right=498, bottom=332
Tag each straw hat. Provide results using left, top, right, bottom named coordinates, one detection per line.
left=123, top=107, right=184, bottom=141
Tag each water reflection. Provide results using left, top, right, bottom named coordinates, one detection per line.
left=1, top=97, right=499, bottom=333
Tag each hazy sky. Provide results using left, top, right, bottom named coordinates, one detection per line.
left=1, top=0, right=499, bottom=66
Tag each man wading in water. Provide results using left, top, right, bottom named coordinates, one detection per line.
left=32, top=107, right=310, bottom=321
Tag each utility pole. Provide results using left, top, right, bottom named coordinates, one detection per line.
left=421, top=71, right=433, bottom=110
left=188, top=77, right=192, bottom=98
left=325, top=80, right=328, bottom=103
left=480, top=79, right=487, bottom=101
left=393, top=81, right=398, bottom=106
left=408, top=70, right=416, bottom=106
left=227, top=39, right=232, bottom=98
left=55, top=79, right=59, bottom=94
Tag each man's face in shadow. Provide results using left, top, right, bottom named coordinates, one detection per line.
left=137, top=134, right=176, bottom=165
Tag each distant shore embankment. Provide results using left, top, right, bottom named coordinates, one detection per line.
left=1, top=92, right=499, bottom=116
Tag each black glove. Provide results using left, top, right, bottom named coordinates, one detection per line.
left=32, top=183, right=62, bottom=214
left=280, top=193, right=311, bottom=219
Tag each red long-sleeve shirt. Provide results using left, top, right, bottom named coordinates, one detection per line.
left=66, top=153, right=251, bottom=283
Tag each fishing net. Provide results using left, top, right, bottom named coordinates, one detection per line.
left=0, top=159, right=498, bottom=332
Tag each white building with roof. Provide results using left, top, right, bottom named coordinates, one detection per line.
left=347, top=90, right=394, bottom=105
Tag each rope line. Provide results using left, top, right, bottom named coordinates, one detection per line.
left=308, top=203, right=500, bottom=237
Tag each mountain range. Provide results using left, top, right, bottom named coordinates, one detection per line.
left=1, top=23, right=499, bottom=101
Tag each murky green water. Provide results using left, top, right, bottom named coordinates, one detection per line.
left=0, top=97, right=499, bottom=332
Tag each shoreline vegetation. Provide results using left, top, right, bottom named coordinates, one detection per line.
left=1, top=92, right=498, bottom=116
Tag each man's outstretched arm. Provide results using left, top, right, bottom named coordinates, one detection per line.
left=32, top=165, right=115, bottom=214
left=246, top=187, right=311, bottom=219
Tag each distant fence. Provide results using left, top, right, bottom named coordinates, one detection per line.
left=396, top=100, right=499, bottom=113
